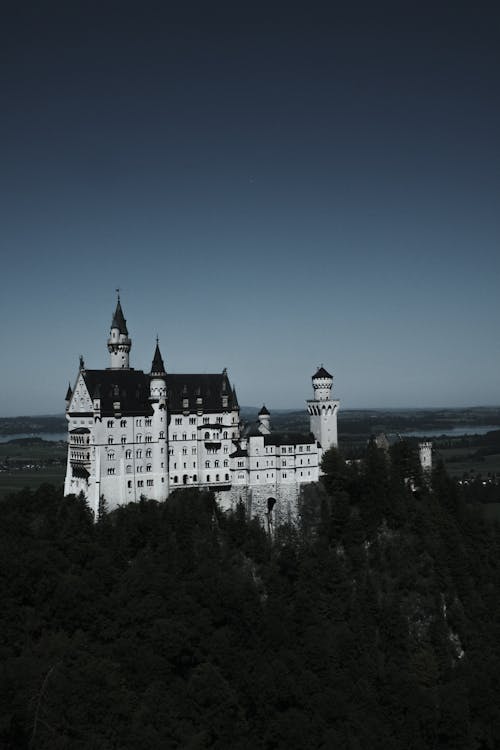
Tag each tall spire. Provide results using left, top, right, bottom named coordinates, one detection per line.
left=151, top=339, right=166, bottom=375
left=111, top=291, right=128, bottom=335
left=107, top=292, right=131, bottom=369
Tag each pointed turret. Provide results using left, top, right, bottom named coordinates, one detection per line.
left=151, top=340, right=166, bottom=376
left=107, top=292, right=132, bottom=369
left=65, top=382, right=73, bottom=403
left=150, top=339, right=167, bottom=401
left=111, top=298, right=128, bottom=335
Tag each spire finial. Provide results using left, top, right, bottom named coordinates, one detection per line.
left=116, top=287, right=120, bottom=300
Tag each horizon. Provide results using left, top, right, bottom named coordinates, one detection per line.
left=1, top=2, right=499, bottom=415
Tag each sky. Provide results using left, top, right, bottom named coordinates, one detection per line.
left=1, top=1, right=499, bottom=415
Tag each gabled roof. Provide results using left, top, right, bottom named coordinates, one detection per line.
left=312, top=366, right=332, bottom=380
left=258, top=405, right=270, bottom=416
left=167, top=373, right=238, bottom=413
left=263, top=432, right=316, bottom=447
left=151, top=342, right=166, bottom=376
left=111, top=299, right=128, bottom=335
left=79, top=369, right=153, bottom=417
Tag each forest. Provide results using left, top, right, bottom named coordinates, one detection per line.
left=1, top=442, right=500, bottom=749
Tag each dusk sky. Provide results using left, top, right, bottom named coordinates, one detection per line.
left=1, top=1, right=499, bottom=416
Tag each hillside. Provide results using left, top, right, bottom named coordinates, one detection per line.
left=1, top=443, right=500, bottom=748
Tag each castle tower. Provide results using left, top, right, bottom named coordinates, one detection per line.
left=419, top=441, right=432, bottom=473
left=306, top=366, right=339, bottom=451
left=107, top=293, right=131, bottom=369
left=149, top=340, right=169, bottom=501
left=258, top=405, right=271, bottom=435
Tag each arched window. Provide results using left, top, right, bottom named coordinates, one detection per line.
left=125, top=449, right=132, bottom=459
left=126, top=465, right=132, bottom=474
left=204, top=432, right=209, bottom=440
left=225, top=473, right=229, bottom=481
left=174, top=476, right=178, bottom=483
left=205, top=460, right=210, bottom=468
left=223, top=431, right=228, bottom=439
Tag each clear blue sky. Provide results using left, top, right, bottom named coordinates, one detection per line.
left=1, top=1, right=499, bottom=416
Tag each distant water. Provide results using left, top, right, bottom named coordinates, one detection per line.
left=0, top=432, right=68, bottom=444
left=404, top=425, right=500, bottom=438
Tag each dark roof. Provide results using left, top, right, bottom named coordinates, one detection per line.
left=111, top=299, right=128, bottom=335
left=69, top=427, right=90, bottom=434
left=80, top=369, right=153, bottom=417
left=263, top=432, right=316, bottom=447
left=312, top=366, right=332, bottom=379
left=167, top=372, right=237, bottom=413
left=230, top=447, right=248, bottom=458
left=258, top=405, right=270, bottom=416
left=151, top=343, right=166, bottom=375
left=65, top=383, right=73, bottom=401
left=69, top=368, right=238, bottom=417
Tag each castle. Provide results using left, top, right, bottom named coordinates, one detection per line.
left=64, top=296, right=339, bottom=522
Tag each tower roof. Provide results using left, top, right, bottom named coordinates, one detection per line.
left=259, top=405, right=270, bottom=416
left=151, top=341, right=166, bottom=375
left=65, top=383, right=73, bottom=401
left=312, top=366, right=332, bottom=380
left=111, top=298, right=128, bottom=335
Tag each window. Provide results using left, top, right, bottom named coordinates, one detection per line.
left=182, top=447, right=187, bottom=455
left=214, top=460, right=219, bottom=468
left=107, top=436, right=113, bottom=444
left=174, top=476, right=178, bottom=483
left=217, top=417, right=223, bottom=424
left=136, top=419, right=142, bottom=427
left=121, top=436, right=126, bottom=444
left=107, top=467, right=115, bottom=475
left=281, top=447, right=286, bottom=454
left=159, top=431, right=164, bottom=439
left=175, top=417, right=182, bottom=425
left=238, top=460, right=244, bottom=468
left=299, top=446, right=303, bottom=452
left=223, top=460, right=228, bottom=467
left=138, top=480, right=143, bottom=487
left=120, top=419, right=127, bottom=428
left=282, top=472, right=287, bottom=479
left=225, top=473, right=229, bottom=481
left=191, top=433, right=196, bottom=440
left=205, top=460, right=210, bottom=468
left=146, top=449, right=152, bottom=458
left=189, top=417, right=196, bottom=425
left=145, top=434, right=152, bottom=443
left=206, top=475, right=210, bottom=482
left=288, top=447, right=293, bottom=454
left=136, top=450, right=142, bottom=458
left=204, top=432, right=209, bottom=440
left=223, top=446, right=228, bottom=453
left=127, top=480, right=132, bottom=488
left=306, top=445, right=311, bottom=452
left=147, top=479, right=153, bottom=487
left=203, top=417, right=209, bottom=424
left=223, top=431, right=228, bottom=439
left=108, top=452, right=115, bottom=461
left=172, top=434, right=177, bottom=441
left=146, top=464, right=152, bottom=472
left=215, top=474, right=220, bottom=482
left=137, top=435, right=142, bottom=443
left=168, top=448, right=174, bottom=456
left=283, top=459, right=287, bottom=467
left=107, top=420, right=113, bottom=428
left=145, top=418, right=152, bottom=427
left=193, top=461, right=196, bottom=468
left=192, top=447, right=196, bottom=454
left=182, top=433, right=187, bottom=441
left=193, top=474, right=197, bottom=481
left=137, top=466, right=142, bottom=473
left=126, top=465, right=132, bottom=473
left=125, top=450, right=132, bottom=459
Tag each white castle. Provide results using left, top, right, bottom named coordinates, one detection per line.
left=64, top=296, right=339, bottom=522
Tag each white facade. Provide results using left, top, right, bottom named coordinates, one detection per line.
left=64, top=299, right=339, bottom=522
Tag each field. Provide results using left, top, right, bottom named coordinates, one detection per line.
left=0, top=439, right=66, bottom=500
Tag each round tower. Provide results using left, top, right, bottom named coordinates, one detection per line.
left=107, top=294, right=131, bottom=369
left=258, top=405, right=271, bottom=435
left=307, top=365, right=339, bottom=452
